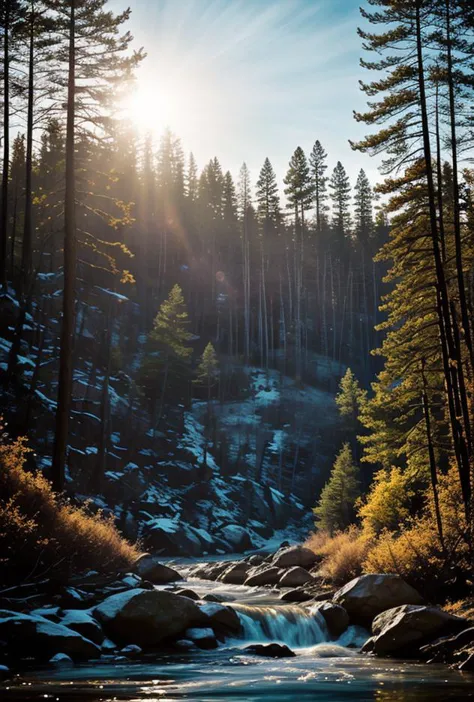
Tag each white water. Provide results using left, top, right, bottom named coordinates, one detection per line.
left=232, top=603, right=328, bottom=648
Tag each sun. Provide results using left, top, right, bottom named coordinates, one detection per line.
left=119, top=80, right=179, bottom=138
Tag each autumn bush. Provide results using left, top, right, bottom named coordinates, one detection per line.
left=362, top=467, right=472, bottom=599
left=305, top=527, right=370, bottom=585
left=0, top=433, right=139, bottom=586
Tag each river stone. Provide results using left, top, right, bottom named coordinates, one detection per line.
left=333, top=574, right=424, bottom=625
left=199, top=602, right=241, bottom=634
left=280, top=589, right=313, bottom=603
left=247, top=554, right=266, bottom=566
left=311, top=602, right=349, bottom=638
left=245, top=643, right=296, bottom=658
left=175, top=589, right=200, bottom=601
left=94, top=588, right=208, bottom=647
left=365, top=604, right=469, bottom=657
left=184, top=627, right=218, bottom=649
left=60, top=609, right=104, bottom=645
left=133, top=555, right=183, bottom=584
left=0, top=611, right=100, bottom=661
left=244, top=566, right=282, bottom=587
left=219, top=525, right=253, bottom=553
left=278, top=566, right=314, bottom=588
left=203, top=593, right=228, bottom=603
left=219, top=562, right=252, bottom=585
left=272, top=546, right=319, bottom=570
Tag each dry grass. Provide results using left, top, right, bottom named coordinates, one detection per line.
left=0, top=434, right=140, bottom=586
left=305, top=527, right=370, bottom=585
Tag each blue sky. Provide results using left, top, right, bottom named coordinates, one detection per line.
left=117, top=0, right=381, bottom=194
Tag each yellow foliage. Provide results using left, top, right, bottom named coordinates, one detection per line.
left=362, top=467, right=471, bottom=596
left=305, top=527, right=370, bottom=584
left=358, top=466, right=419, bottom=535
left=0, top=434, right=140, bottom=585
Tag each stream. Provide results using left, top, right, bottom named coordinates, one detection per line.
left=2, top=561, right=474, bottom=702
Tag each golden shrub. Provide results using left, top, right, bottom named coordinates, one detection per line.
left=0, top=434, right=140, bottom=585
left=306, top=527, right=371, bottom=584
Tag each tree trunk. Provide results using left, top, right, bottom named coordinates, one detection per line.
left=52, top=0, right=76, bottom=493
left=20, top=10, right=35, bottom=295
left=1, top=2, right=10, bottom=289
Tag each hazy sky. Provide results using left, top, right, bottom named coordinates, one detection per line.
left=116, top=0, right=382, bottom=193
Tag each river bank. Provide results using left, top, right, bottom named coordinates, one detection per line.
left=1, top=545, right=474, bottom=701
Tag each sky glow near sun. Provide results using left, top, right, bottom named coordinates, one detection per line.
left=114, top=0, right=381, bottom=189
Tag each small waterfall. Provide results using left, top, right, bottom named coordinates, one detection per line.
left=232, top=604, right=329, bottom=648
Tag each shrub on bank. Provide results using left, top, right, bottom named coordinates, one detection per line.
left=306, top=527, right=370, bottom=584
left=0, top=432, right=139, bottom=586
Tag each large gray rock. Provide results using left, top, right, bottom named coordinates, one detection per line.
left=365, top=604, right=469, bottom=657
left=94, top=588, right=208, bottom=647
left=198, top=602, right=241, bottom=635
left=311, top=602, right=349, bottom=638
left=278, top=566, right=314, bottom=588
left=60, top=610, right=104, bottom=645
left=279, top=589, right=313, bottom=603
left=0, top=611, right=100, bottom=661
left=219, top=525, right=253, bottom=553
left=184, top=627, right=217, bottom=650
left=244, top=566, right=282, bottom=587
left=272, top=546, right=318, bottom=569
left=218, top=562, right=252, bottom=585
left=333, top=574, right=424, bottom=625
left=133, top=555, right=183, bottom=584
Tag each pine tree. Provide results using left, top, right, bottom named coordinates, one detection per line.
left=354, top=169, right=373, bottom=245
left=186, top=152, right=198, bottom=203
left=283, top=147, right=313, bottom=226
left=329, top=161, right=351, bottom=240
left=336, top=368, right=367, bottom=425
left=256, top=157, right=280, bottom=234
left=195, top=342, right=219, bottom=397
left=313, top=443, right=361, bottom=534
left=140, top=284, right=193, bottom=433
left=309, top=140, right=329, bottom=232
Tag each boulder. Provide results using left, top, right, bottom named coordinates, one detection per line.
left=247, top=554, right=266, bottom=567
left=280, top=589, right=313, bottom=603
left=133, top=555, right=183, bottom=584
left=192, top=562, right=228, bottom=581
left=272, top=546, right=318, bottom=570
left=94, top=589, right=208, bottom=647
left=184, top=627, right=218, bottom=650
left=365, top=604, right=469, bottom=657
left=203, top=593, right=228, bottom=603
left=244, top=567, right=282, bottom=587
left=175, top=589, right=200, bottom=601
left=219, top=562, right=252, bottom=585
left=219, top=525, right=253, bottom=553
left=420, top=626, right=474, bottom=663
left=60, top=610, right=104, bottom=645
left=311, top=602, right=349, bottom=638
left=245, top=643, right=295, bottom=658
left=333, top=574, right=424, bottom=625
left=0, top=611, right=100, bottom=661
left=198, top=602, right=241, bottom=635
left=278, top=566, right=314, bottom=588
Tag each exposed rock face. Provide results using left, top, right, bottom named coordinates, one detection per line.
left=244, top=566, right=282, bottom=587
left=133, top=555, right=183, bottom=584
left=218, top=562, right=252, bottom=585
left=245, top=643, right=296, bottom=658
left=364, top=604, right=469, bottom=656
left=311, top=602, right=350, bottom=638
left=94, top=589, right=208, bottom=647
left=198, top=602, right=241, bottom=635
left=278, top=566, right=314, bottom=587
left=333, top=574, right=424, bottom=625
left=272, top=546, right=318, bottom=570
left=219, top=525, right=253, bottom=553
left=0, top=611, right=100, bottom=661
